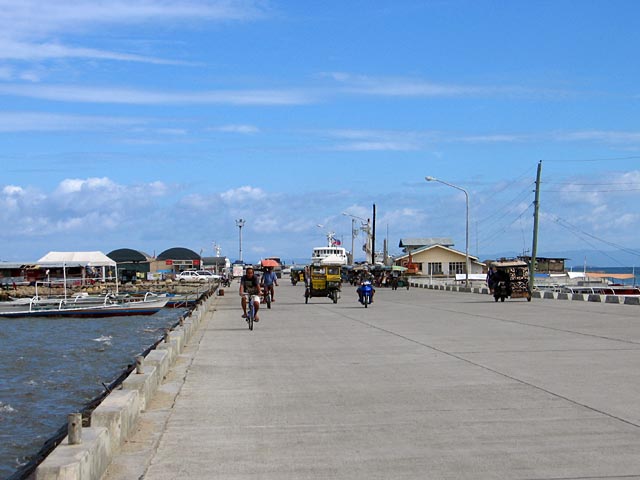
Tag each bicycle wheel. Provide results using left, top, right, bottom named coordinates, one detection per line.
left=266, top=292, right=271, bottom=309
left=248, top=304, right=254, bottom=330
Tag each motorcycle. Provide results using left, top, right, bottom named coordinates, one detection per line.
left=359, top=281, right=374, bottom=308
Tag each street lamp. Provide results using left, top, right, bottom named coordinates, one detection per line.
left=235, top=219, right=245, bottom=262
left=425, top=176, right=470, bottom=288
left=342, top=212, right=371, bottom=264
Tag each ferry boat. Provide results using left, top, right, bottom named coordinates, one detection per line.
left=311, top=232, right=348, bottom=266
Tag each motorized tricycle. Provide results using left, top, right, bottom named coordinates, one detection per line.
left=490, top=260, right=531, bottom=302
left=304, top=264, right=341, bottom=304
left=290, top=266, right=305, bottom=285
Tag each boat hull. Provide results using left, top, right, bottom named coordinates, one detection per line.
left=0, top=299, right=168, bottom=318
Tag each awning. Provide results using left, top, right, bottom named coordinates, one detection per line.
left=586, top=272, right=635, bottom=280
left=37, top=251, right=116, bottom=267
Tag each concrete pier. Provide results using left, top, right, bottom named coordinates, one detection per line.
left=60, top=282, right=640, bottom=479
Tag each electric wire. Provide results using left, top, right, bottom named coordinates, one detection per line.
left=551, top=217, right=628, bottom=267
left=553, top=216, right=640, bottom=258
left=477, top=202, right=533, bottom=251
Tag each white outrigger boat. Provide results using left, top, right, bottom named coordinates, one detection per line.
left=0, top=292, right=168, bottom=318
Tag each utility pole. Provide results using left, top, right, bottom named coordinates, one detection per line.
left=529, top=161, right=542, bottom=295
left=372, top=204, right=376, bottom=265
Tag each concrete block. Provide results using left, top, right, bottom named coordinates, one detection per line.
left=543, top=291, right=557, bottom=300
left=587, top=294, right=603, bottom=302
left=91, top=390, right=140, bottom=453
left=605, top=295, right=621, bottom=304
left=557, top=293, right=570, bottom=300
left=35, top=428, right=111, bottom=480
left=122, top=365, right=159, bottom=412
left=167, top=330, right=184, bottom=353
left=572, top=294, right=586, bottom=301
left=145, top=349, right=170, bottom=380
left=532, top=291, right=543, bottom=299
left=157, top=339, right=178, bottom=365
left=624, top=296, right=640, bottom=305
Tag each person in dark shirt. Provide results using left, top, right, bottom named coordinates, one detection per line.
left=239, top=266, right=262, bottom=321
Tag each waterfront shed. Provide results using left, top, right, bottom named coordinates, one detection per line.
left=107, top=248, right=153, bottom=282
left=156, top=247, right=202, bottom=274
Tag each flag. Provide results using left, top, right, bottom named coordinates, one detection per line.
left=332, top=239, right=341, bottom=246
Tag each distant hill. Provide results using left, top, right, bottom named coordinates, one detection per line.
left=480, top=248, right=640, bottom=269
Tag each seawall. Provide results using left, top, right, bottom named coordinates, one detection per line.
left=24, top=287, right=218, bottom=480
left=409, top=279, right=640, bottom=306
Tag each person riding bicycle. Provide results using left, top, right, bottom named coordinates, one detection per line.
left=239, top=266, right=262, bottom=322
left=260, top=266, right=278, bottom=303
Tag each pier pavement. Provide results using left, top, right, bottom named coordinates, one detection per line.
left=104, top=282, right=640, bottom=479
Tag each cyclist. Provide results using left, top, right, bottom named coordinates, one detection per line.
left=239, top=266, right=262, bottom=322
left=261, top=266, right=278, bottom=303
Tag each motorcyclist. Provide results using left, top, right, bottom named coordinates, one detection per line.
left=486, top=266, right=497, bottom=293
left=493, top=267, right=512, bottom=296
left=356, top=276, right=375, bottom=304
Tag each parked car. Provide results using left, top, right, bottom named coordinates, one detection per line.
left=176, top=270, right=220, bottom=282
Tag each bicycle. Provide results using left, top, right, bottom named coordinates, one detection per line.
left=244, top=293, right=256, bottom=330
left=262, top=284, right=273, bottom=309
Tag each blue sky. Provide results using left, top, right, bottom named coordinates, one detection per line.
left=1, top=0, right=639, bottom=266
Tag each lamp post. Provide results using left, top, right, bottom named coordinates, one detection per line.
left=425, top=176, right=470, bottom=288
left=342, top=212, right=371, bottom=264
left=235, top=219, right=245, bottom=262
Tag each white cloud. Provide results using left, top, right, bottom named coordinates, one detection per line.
left=0, top=0, right=269, bottom=63
left=211, top=124, right=261, bottom=134
left=332, top=141, right=418, bottom=152
left=0, top=177, right=174, bottom=241
left=553, top=130, right=640, bottom=144
left=3, top=185, right=25, bottom=195
left=220, top=186, right=267, bottom=203
left=55, top=177, right=116, bottom=195
left=0, top=112, right=146, bottom=132
left=0, top=40, right=187, bottom=65
left=324, top=72, right=567, bottom=99
left=0, top=84, right=314, bottom=106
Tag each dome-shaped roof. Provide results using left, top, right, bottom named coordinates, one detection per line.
left=107, top=248, right=151, bottom=263
left=157, top=247, right=201, bottom=260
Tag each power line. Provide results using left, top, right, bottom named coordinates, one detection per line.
left=542, top=155, right=640, bottom=163
left=478, top=203, right=533, bottom=251
left=477, top=185, right=533, bottom=232
left=543, top=188, right=640, bottom=192
left=552, top=216, right=640, bottom=259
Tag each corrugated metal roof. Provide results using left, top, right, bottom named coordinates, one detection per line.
left=157, top=247, right=200, bottom=260
left=398, top=238, right=454, bottom=248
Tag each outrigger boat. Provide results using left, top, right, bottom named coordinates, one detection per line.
left=0, top=292, right=168, bottom=318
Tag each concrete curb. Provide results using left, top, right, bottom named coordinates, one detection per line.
left=34, top=291, right=217, bottom=480
left=34, top=428, right=111, bottom=480
left=410, top=282, right=639, bottom=306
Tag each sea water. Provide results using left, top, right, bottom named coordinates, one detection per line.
left=0, top=308, right=185, bottom=479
